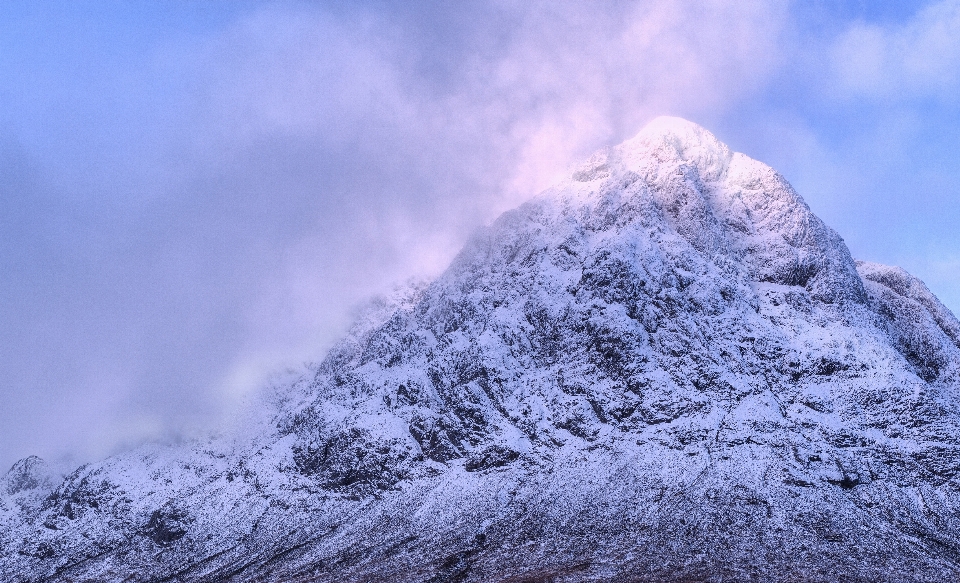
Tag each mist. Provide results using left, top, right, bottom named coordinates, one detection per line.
left=1, top=0, right=958, bottom=471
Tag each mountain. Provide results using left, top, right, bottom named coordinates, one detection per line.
left=3, top=117, right=960, bottom=582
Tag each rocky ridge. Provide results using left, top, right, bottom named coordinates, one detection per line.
left=3, top=117, right=960, bottom=582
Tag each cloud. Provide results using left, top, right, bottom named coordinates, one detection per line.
left=434, top=0, right=789, bottom=197
left=0, top=0, right=842, bottom=470
left=831, top=0, right=960, bottom=100
left=161, top=0, right=794, bottom=403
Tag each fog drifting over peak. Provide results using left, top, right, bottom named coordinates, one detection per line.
left=1, top=0, right=958, bottom=471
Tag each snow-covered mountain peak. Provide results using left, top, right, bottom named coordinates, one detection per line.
left=4, top=119, right=960, bottom=582
left=567, top=116, right=733, bottom=186
left=557, top=116, right=865, bottom=305
left=622, top=115, right=734, bottom=182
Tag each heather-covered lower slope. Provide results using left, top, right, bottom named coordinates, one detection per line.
left=3, top=117, right=960, bottom=582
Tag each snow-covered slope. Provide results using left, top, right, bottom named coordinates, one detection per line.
left=4, top=117, right=960, bottom=582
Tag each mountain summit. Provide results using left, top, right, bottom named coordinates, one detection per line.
left=4, top=118, right=960, bottom=582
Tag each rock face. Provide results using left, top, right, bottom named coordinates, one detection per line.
left=4, top=117, right=960, bottom=582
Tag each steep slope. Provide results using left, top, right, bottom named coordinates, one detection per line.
left=3, top=117, right=960, bottom=583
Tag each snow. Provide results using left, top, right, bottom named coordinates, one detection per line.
left=3, top=117, right=960, bottom=582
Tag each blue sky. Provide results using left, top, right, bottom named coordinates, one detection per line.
left=1, top=0, right=958, bottom=470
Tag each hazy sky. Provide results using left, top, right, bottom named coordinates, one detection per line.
left=1, top=0, right=959, bottom=471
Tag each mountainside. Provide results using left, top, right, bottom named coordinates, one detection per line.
left=4, top=117, right=960, bottom=582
